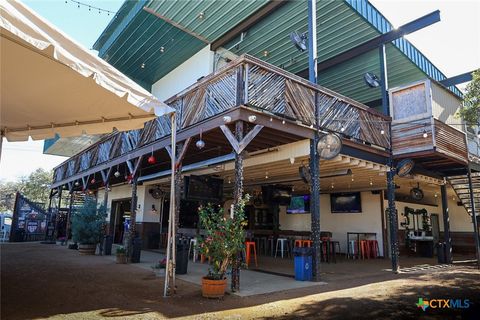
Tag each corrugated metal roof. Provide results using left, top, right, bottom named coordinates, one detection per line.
left=344, top=0, right=462, bottom=97
left=92, top=0, right=461, bottom=101
left=92, top=0, right=269, bottom=87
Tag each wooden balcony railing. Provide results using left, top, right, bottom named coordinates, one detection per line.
left=52, top=54, right=390, bottom=184
left=391, top=117, right=468, bottom=164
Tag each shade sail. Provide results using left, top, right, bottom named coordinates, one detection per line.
left=0, top=0, right=174, bottom=142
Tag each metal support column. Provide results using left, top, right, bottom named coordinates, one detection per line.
left=66, top=190, right=74, bottom=245
left=380, top=43, right=399, bottom=272
left=308, top=0, right=321, bottom=282
left=127, top=177, right=138, bottom=261
left=231, top=120, right=244, bottom=292
left=467, top=167, right=480, bottom=269
left=440, top=181, right=452, bottom=263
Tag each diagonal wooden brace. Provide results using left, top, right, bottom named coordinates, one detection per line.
left=220, top=123, right=263, bottom=154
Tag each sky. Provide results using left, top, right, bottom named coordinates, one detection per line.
left=1, top=0, right=479, bottom=182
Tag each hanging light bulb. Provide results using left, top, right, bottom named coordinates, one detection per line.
left=196, top=129, right=205, bottom=149
left=434, top=193, right=438, bottom=198
left=351, top=174, right=354, bottom=182
left=340, top=125, right=346, bottom=133
left=269, top=116, right=273, bottom=122
left=228, top=177, right=232, bottom=184
left=422, top=128, right=428, bottom=138
left=369, top=179, right=373, bottom=186
left=114, top=165, right=121, bottom=178
left=74, top=181, right=79, bottom=187
left=331, top=182, right=335, bottom=189
left=265, top=171, right=269, bottom=179
left=380, top=129, right=385, bottom=135
left=289, top=157, right=295, bottom=165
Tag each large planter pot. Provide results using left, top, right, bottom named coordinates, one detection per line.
left=78, top=244, right=96, bottom=255
left=116, top=254, right=127, bottom=264
left=201, top=277, right=227, bottom=298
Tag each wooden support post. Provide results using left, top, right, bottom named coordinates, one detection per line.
left=231, top=120, right=244, bottom=292
left=441, top=181, right=452, bottom=263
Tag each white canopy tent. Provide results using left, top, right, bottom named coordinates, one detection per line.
left=0, top=0, right=174, bottom=142
left=0, top=0, right=178, bottom=295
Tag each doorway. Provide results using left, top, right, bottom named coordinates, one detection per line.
left=110, top=199, right=131, bottom=244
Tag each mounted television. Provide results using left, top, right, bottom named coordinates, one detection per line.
left=330, top=192, right=362, bottom=213
left=287, top=195, right=310, bottom=214
left=184, top=175, right=223, bottom=202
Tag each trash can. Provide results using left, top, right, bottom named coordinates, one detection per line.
left=437, top=242, right=446, bottom=264
left=131, top=237, right=142, bottom=263
left=293, top=247, right=313, bottom=281
left=103, top=235, right=113, bottom=255
left=176, top=238, right=189, bottom=274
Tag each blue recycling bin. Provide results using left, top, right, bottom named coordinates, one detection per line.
left=293, top=247, right=313, bottom=281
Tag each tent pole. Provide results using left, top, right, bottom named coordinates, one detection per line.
left=164, top=112, right=177, bottom=297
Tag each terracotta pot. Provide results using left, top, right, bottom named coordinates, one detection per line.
left=116, top=254, right=127, bottom=264
left=78, top=244, right=96, bottom=255
left=201, top=276, right=227, bottom=298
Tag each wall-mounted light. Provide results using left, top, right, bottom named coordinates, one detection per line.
left=223, top=116, right=232, bottom=123
left=248, top=115, right=256, bottom=123
left=151, top=204, right=158, bottom=214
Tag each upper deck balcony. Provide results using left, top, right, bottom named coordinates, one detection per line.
left=389, top=79, right=469, bottom=173
left=52, top=55, right=391, bottom=186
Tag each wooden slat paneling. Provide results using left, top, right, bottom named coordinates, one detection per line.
left=434, top=119, right=468, bottom=164
left=392, top=118, right=433, bottom=155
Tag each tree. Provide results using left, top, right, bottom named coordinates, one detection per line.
left=458, top=69, right=480, bottom=126
left=0, top=168, right=52, bottom=212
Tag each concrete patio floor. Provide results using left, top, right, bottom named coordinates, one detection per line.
left=107, top=244, right=472, bottom=297
left=107, top=245, right=326, bottom=297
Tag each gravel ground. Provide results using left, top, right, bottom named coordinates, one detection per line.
left=1, top=242, right=479, bottom=320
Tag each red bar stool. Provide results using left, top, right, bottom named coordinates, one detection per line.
left=245, top=241, right=257, bottom=267
left=367, top=240, right=379, bottom=258
left=294, top=239, right=303, bottom=247
left=360, top=240, right=371, bottom=259
left=302, top=240, right=313, bottom=247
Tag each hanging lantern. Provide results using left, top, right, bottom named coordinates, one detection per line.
left=148, top=155, right=156, bottom=164
left=196, top=129, right=205, bottom=149
left=74, top=181, right=79, bottom=186
left=114, top=170, right=121, bottom=178
left=196, top=139, right=205, bottom=149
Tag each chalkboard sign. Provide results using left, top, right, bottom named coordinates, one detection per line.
left=184, top=175, right=223, bottom=202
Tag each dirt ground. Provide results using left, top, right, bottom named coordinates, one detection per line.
left=1, top=242, right=479, bottom=320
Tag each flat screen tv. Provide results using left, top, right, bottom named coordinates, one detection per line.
left=330, top=192, right=362, bottom=213
left=184, top=175, right=223, bottom=202
left=287, top=195, right=310, bottom=214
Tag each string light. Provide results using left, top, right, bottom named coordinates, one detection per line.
left=422, top=125, right=428, bottom=138
left=265, top=171, right=269, bottom=179
left=65, top=0, right=118, bottom=16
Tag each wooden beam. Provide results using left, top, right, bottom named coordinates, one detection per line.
left=220, top=125, right=240, bottom=153
left=211, top=1, right=288, bottom=51
left=238, top=125, right=264, bottom=154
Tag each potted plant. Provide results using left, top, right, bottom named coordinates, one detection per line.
left=116, top=246, right=127, bottom=264
left=70, top=197, right=106, bottom=255
left=151, top=258, right=166, bottom=276
left=196, top=196, right=248, bottom=298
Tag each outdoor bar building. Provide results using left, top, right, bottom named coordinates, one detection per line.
left=47, top=0, right=480, bottom=277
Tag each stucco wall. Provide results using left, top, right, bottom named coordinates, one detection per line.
left=151, top=46, right=213, bottom=102
left=279, top=192, right=384, bottom=256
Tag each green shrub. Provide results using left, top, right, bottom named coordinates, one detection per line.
left=71, top=197, right=106, bottom=245
left=116, top=246, right=126, bottom=255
